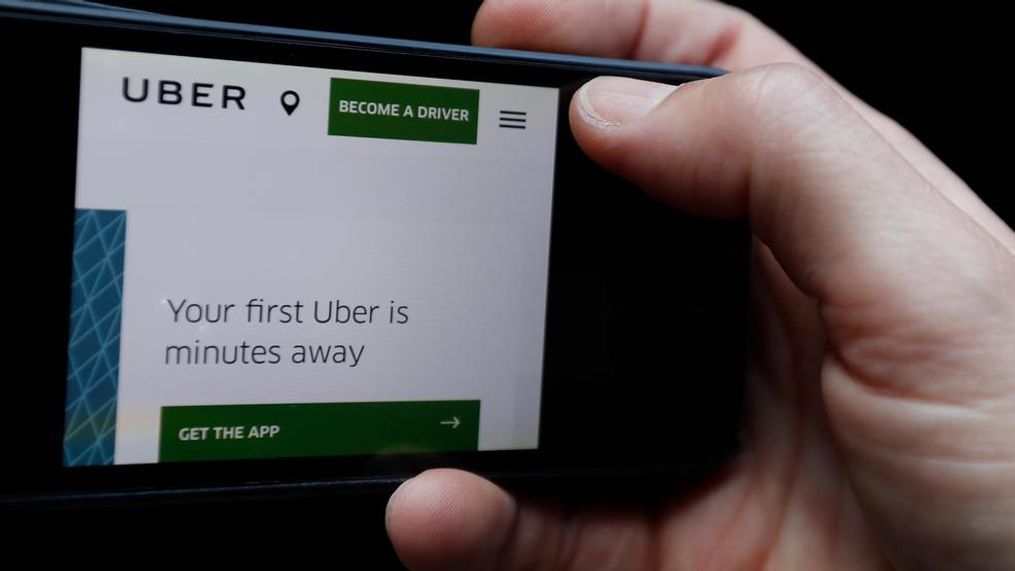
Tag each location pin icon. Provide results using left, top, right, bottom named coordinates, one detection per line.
left=280, top=90, right=300, bottom=116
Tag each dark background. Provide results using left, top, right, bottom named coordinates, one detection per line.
left=39, top=1, right=1011, bottom=567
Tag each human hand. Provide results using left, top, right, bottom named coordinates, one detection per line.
left=384, top=1, right=1015, bottom=569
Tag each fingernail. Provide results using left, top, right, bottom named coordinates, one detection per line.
left=386, top=476, right=413, bottom=528
left=577, top=76, right=679, bottom=126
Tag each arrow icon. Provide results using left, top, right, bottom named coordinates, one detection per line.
left=440, top=416, right=461, bottom=429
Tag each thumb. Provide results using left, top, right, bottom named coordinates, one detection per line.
left=571, top=66, right=1015, bottom=569
left=571, top=67, right=1012, bottom=305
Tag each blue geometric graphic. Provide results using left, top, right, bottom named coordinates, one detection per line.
left=64, top=209, right=126, bottom=466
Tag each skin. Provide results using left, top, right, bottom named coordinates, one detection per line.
left=384, top=1, right=1015, bottom=569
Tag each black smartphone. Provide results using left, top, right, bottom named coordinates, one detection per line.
left=0, top=1, right=749, bottom=506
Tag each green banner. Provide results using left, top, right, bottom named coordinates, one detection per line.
left=328, top=78, right=479, bottom=144
left=159, top=400, right=480, bottom=462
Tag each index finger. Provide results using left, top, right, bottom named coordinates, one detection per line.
left=472, top=0, right=809, bottom=71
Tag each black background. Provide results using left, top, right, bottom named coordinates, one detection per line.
left=18, top=1, right=1012, bottom=567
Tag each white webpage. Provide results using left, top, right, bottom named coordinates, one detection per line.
left=66, top=47, right=557, bottom=465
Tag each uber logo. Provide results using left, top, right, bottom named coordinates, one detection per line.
left=122, top=77, right=246, bottom=109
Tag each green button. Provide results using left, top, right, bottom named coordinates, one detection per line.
left=328, top=78, right=479, bottom=144
left=158, top=400, right=480, bottom=462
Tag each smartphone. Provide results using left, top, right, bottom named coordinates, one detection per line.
left=0, top=1, right=749, bottom=506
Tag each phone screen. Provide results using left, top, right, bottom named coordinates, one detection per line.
left=2, top=6, right=750, bottom=500
left=65, top=47, right=559, bottom=466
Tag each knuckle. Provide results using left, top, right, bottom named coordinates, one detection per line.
left=735, top=63, right=847, bottom=134
left=718, top=4, right=766, bottom=34
left=757, top=62, right=826, bottom=91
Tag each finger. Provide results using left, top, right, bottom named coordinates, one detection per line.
left=386, top=469, right=515, bottom=571
left=570, top=70, right=1015, bottom=420
left=570, top=69, right=1015, bottom=568
left=385, top=469, right=656, bottom=571
left=473, top=0, right=802, bottom=70
left=474, top=0, right=1015, bottom=251
left=569, top=69, right=1014, bottom=345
